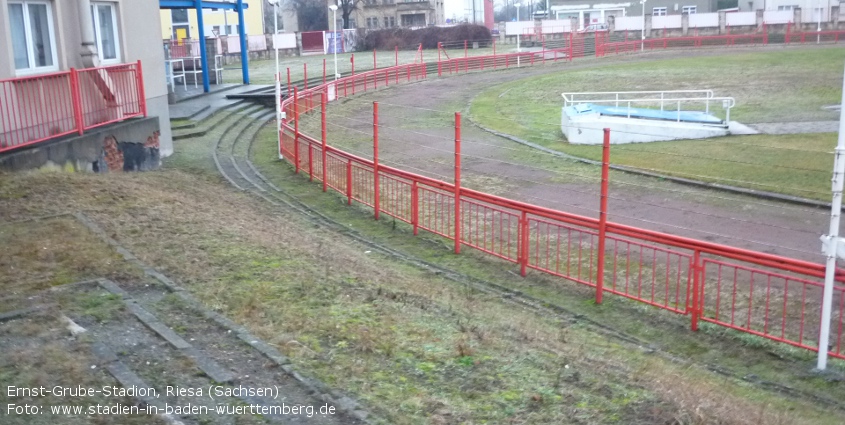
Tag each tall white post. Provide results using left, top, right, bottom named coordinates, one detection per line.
left=269, top=0, right=281, bottom=156
left=818, top=0, right=822, bottom=44
left=818, top=62, right=845, bottom=370
left=274, top=2, right=279, bottom=77
left=641, top=0, right=647, bottom=52
left=516, top=3, right=522, bottom=52
left=330, top=4, right=339, bottom=80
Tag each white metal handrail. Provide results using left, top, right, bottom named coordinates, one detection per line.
left=562, top=90, right=716, bottom=107
left=562, top=90, right=735, bottom=123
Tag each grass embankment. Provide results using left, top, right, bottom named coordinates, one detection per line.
left=470, top=48, right=845, bottom=201
left=0, top=217, right=159, bottom=425
left=0, top=164, right=840, bottom=425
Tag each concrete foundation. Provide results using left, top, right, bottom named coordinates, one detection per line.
left=0, top=117, right=163, bottom=173
left=562, top=107, right=729, bottom=144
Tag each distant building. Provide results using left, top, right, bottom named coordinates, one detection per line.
left=347, top=0, right=446, bottom=30
left=160, top=3, right=265, bottom=40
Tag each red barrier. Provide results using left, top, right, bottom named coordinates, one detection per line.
left=277, top=46, right=845, bottom=361
left=1, top=62, right=145, bottom=153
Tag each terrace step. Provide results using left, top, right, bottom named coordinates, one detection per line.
left=172, top=103, right=263, bottom=141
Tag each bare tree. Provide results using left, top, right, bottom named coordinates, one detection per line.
left=332, top=0, right=362, bottom=29
left=287, top=0, right=329, bottom=31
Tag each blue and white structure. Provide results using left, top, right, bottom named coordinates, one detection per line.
left=561, top=90, right=736, bottom=144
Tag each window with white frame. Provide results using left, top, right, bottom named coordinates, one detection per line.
left=682, top=5, right=696, bottom=14
left=8, top=1, right=58, bottom=73
left=91, top=2, right=121, bottom=64
left=652, top=7, right=667, bottom=16
left=777, top=5, right=798, bottom=11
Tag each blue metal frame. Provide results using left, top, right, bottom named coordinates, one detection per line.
left=159, top=0, right=251, bottom=92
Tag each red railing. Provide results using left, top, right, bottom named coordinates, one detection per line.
left=596, top=25, right=845, bottom=57
left=278, top=48, right=845, bottom=361
left=0, top=61, right=146, bottom=153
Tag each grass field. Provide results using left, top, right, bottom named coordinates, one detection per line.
left=469, top=47, right=845, bottom=201
left=5, top=46, right=845, bottom=425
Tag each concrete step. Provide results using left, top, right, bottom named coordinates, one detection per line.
left=172, top=103, right=264, bottom=140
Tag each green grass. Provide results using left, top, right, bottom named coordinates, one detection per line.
left=249, top=121, right=845, bottom=423
left=469, top=47, right=845, bottom=201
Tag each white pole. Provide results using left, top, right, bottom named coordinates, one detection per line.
left=641, top=0, right=647, bottom=52
left=817, top=62, right=845, bottom=370
left=330, top=5, right=339, bottom=80
left=272, top=1, right=281, bottom=157
left=817, top=0, right=822, bottom=44
left=274, top=2, right=279, bottom=78
left=516, top=4, right=521, bottom=52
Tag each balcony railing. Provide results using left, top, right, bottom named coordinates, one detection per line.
left=0, top=61, right=146, bottom=153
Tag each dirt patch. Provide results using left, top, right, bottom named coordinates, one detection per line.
left=316, top=61, right=835, bottom=262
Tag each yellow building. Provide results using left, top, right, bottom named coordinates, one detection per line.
left=160, top=3, right=265, bottom=41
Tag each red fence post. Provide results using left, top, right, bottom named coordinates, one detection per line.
left=136, top=60, right=147, bottom=117
left=691, top=250, right=702, bottom=331
left=595, top=128, right=611, bottom=304
left=454, top=112, right=462, bottom=254
left=520, top=211, right=529, bottom=277
left=323, top=59, right=327, bottom=85
left=293, top=86, right=300, bottom=174
left=303, top=63, right=308, bottom=90
left=70, top=68, right=84, bottom=135
left=286, top=67, right=291, bottom=96
left=351, top=55, right=355, bottom=95
left=395, top=45, right=398, bottom=66
left=373, top=101, right=380, bottom=220
left=412, top=181, right=419, bottom=235
left=373, top=48, right=377, bottom=70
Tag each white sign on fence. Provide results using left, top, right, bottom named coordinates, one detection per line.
left=274, top=33, right=297, bottom=49
left=614, top=16, right=643, bottom=31
left=763, top=10, right=793, bottom=24
left=652, top=15, right=682, bottom=29
left=505, top=21, right=536, bottom=36
left=689, top=13, right=719, bottom=28
left=726, top=11, right=756, bottom=26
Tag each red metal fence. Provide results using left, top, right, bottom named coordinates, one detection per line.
left=278, top=46, right=845, bottom=362
left=596, top=25, right=845, bottom=57
left=0, top=61, right=146, bottom=153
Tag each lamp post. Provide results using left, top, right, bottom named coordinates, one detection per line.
left=268, top=0, right=281, bottom=157
left=515, top=2, right=522, bottom=52
left=817, top=0, right=822, bottom=44
left=268, top=0, right=280, bottom=78
left=329, top=4, right=339, bottom=80
left=640, top=0, right=647, bottom=51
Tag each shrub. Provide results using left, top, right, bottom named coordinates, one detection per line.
left=359, top=24, right=492, bottom=51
